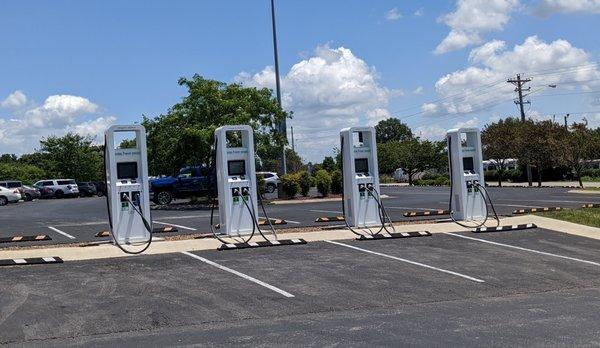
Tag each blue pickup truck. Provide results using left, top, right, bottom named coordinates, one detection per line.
left=150, top=165, right=216, bottom=205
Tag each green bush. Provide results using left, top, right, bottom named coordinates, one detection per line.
left=421, top=171, right=440, bottom=181
left=297, top=171, right=313, bottom=197
left=280, top=174, right=300, bottom=198
left=582, top=169, right=600, bottom=178
left=0, top=163, right=46, bottom=185
left=330, top=170, right=343, bottom=194
left=255, top=175, right=267, bottom=195
left=379, top=174, right=396, bottom=184
left=314, top=169, right=332, bottom=197
left=484, top=170, right=498, bottom=182
left=413, top=177, right=449, bottom=186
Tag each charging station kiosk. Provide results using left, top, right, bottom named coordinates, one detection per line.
left=340, top=127, right=381, bottom=228
left=212, top=125, right=306, bottom=250
left=105, top=124, right=153, bottom=253
left=340, top=127, right=431, bottom=240
left=447, top=128, right=487, bottom=222
left=214, top=125, right=258, bottom=236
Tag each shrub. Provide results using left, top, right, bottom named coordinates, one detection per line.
left=582, top=168, right=600, bottom=178
left=504, top=169, right=523, bottom=182
left=255, top=175, right=267, bottom=195
left=297, top=171, right=313, bottom=197
left=314, top=169, right=332, bottom=197
left=330, top=170, right=343, bottom=194
left=379, top=174, right=396, bottom=184
left=280, top=174, right=300, bottom=198
left=0, top=163, right=46, bottom=185
left=484, top=170, right=498, bottom=182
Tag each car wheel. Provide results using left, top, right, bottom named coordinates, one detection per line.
left=266, top=184, right=276, bottom=193
left=156, top=191, right=173, bottom=205
left=25, top=193, right=32, bottom=201
left=0, top=196, right=7, bottom=206
left=97, top=190, right=104, bottom=197
left=55, top=190, right=64, bottom=199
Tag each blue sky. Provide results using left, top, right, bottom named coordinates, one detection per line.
left=1, top=0, right=600, bottom=161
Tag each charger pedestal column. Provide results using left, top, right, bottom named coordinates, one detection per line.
left=447, top=127, right=486, bottom=222
left=105, top=125, right=151, bottom=245
left=340, top=127, right=381, bottom=228
left=215, top=125, right=258, bottom=236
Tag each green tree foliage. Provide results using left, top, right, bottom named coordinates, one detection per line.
left=519, top=120, right=566, bottom=186
left=330, top=169, right=343, bottom=194
left=143, top=75, right=288, bottom=175
left=0, top=154, right=17, bottom=163
left=560, top=122, right=600, bottom=187
left=481, top=117, right=521, bottom=187
left=0, top=163, right=46, bottom=184
left=321, top=156, right=337, bottom=172
left=280, top=174, right=300, bottom=198
left=375, top=118, right=413, bottom=143
left=379, top=139, right=443, bottom=185
left=38, top=133, right=104, bottom=181
left=314, top=169, right=332, bottom=197
left=297, top=170, right=313, bottom=197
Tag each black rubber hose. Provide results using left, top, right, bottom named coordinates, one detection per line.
left=256, top=191, right=278, bottom=242
left=477, top=183, right=501, bottom=228
left=369, top=186, right=396, bottom=234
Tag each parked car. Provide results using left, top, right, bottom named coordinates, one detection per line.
left=93, top=181, right=107, bottom=197
left=257, top=172, right=281, bottom=193
left=33, top=179, right=79, bottom=198
left=150, top=165, right=215, bottom=205
left=0, top=185, right=21, bottom=205
left=77, top=182, right=98, bottom=197
left=20, top=185, right=41, bottom=201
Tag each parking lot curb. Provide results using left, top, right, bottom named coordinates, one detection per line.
left=214, top=219, right=287, bottom=230
left=582, top=203, right=600, bottom=208
left=473, top=223, right=537, bottom=233
left=315, top=216, right=346, bottom=222
left=95, top=226, right=179, bottom=237
left=0, top=256, right=63, bottom=267
left=218, top=238, right=307, bottom=251
left=356, top=231, right=431, bottom=240
left=403, top=210, right=450, bottom=217
left=513, top=207, right=562, bottom=214
left=0, top=235, right=52, bottom=244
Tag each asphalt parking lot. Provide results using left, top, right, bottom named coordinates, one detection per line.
left=0, top=186, right=599, bottom=248
left=2, top=227, right=600, bottom=346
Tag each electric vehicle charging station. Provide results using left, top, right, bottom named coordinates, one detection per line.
left=211, top=125, right=306, bottom=250
left=447, top=127, right=500, bottom=229
left=340, top=127, right=431, bottom=240
left=105, top=124, right=153, bottom=254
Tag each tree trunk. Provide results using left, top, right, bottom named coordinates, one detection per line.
left=537, top=169, right=542, bottom=187
left=497, top=170, right=502, bottom=187
left=408, top=171, right=413, bottom=186
left=576, top=168, right=584, bottom=188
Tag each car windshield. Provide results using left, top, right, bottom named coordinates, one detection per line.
left=57, top=180, right=76, bottom=185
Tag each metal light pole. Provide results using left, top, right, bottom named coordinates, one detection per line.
left=270, top=0, right=287, bottom=175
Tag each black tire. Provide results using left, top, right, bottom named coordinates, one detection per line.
left=97, top=190, right=104, bottom=197
left=266, top=183, right=276, bottom=193
left=0, top=196, right=7, bottom=206
left=25, top=193, right=32, bottom=201
left=55, top=190, right=64, bottom=199
left=155, top=190, right=173, bottom=205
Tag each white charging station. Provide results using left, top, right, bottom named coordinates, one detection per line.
left=447, top=127, right=486, bottom=222
left=340, top=127, right=381, bottom=228
left=214, top=125, right=258, bottom=236
left=105, top=124, right=152, bottom=249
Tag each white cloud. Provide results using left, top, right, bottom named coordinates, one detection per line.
left=0, top=92, right=114, bottom=154
left=433, top=36, right=600, bottom=115
left=385, top=8, right=402, bottom=21
left=421, top=103, right=439, bottom=115
left=414, top=124, right=445, bottom=139
left=414, top=7, right=424, bottom=16
left=366, top=108, right=392, bottom=125
left=453, top=117, right=479, bottom=128
left=537, top=0, right=600, bottom=16
left=413, top=86, right=424, bottom=94
left=435, top=0, right=519, bottom=54
left=1, top=90, right=27, bottom=109
left=236, top=45, right=395, bottom=162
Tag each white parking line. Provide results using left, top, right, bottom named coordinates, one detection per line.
left=310, top=209, right=342, bottom=214
left=493, top=203, right=542, bottom=208
left=47, top=226, right=76, bottom=240
left=386, top=206, right=442, bottom=211
left=497, top=198, right=598, bottom=204
left=325, top=240, right=485, bottom=283
left=153, top=221, right=197, bottom=231
left=158, top=214, right=211, bottom=220
left=181, top=251, right=294, bottom=298
left=445, top=233, right=600, bottom=266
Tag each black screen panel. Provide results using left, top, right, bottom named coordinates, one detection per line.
left=463, top=157, right=475, bottom=172
left=117, top=162, right=139, bottom=179
left=228, top=160, right=246, bottom=176
left=355, top=158, right=369, bottom=174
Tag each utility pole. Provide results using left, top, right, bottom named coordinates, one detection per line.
left=564, top=113, right=570, bottom=130
left=291, top=126, right=295, bottom=153
left=508, top=73, right=533, bottom=186
left=270, top=0, right=287, bottom=175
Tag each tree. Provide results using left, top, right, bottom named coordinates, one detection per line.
left=375, top=118, right=413, bottom=143
left=519, top=120, right=566, bottom=187
left=143, top=75, right=288, bottom=175
left=321, top=156, right=337, bottom=172
left=560, top=122, right=600, bottom=187
left=0, top=163, right=46, bottom=184
left=0, top=154, right=17, bottom=163
left=380, top=139, right=443, bottom=185
left=482, top=117, right=521, bottom=186
left=38, top=133, right=104, bottom=181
